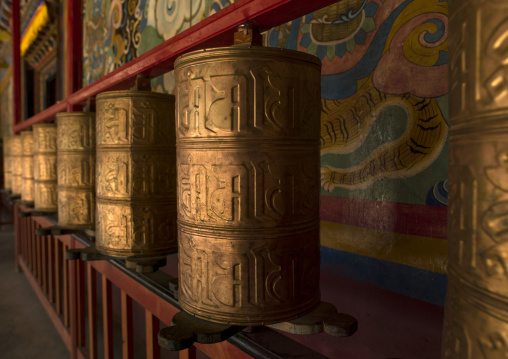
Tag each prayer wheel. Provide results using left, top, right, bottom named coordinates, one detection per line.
left=10, top=135, right=22, bottom=196
left=33, top=124, right=57, bottom=212
left=95, top=90, right=177, bottom=258
left=56, top=112, right=95, bottom=229
left=3, top=136, right=12, bottom=190
left=174, top=46, right=322, bottom=325
left=21, top=131, right=34, bottom=202
left=443, top=1, right=508, bottom=357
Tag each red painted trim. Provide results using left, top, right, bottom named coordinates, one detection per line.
left=13, top=0, right=339, bottom=132
left=320, top=196, right=448, bottom=239
left=12, top=0, right=21, bottom=126
left=65, top=0, right=82, bottom=98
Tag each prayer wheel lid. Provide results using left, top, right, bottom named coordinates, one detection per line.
left=174, top=46, right=322, bottom=69
left=96, top=89, right=175, bottom=101
left=33, top=123, right=56, bottom=128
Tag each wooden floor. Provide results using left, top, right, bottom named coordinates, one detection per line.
left=0, top=220, right=69, bottom=359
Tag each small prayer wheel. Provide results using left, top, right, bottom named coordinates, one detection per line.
left=3, top=136, right=12, bottom=190
left=56, top=112, right=95, bottom=229
left=174, top=46, right=322, bottom=325
left=21, top=131, right=34, bottom=202
left=33, top=123, right=57, bottom=212
left=95, top=89, right=177, bottom=258
left=10, top=135, right=23, bottom=196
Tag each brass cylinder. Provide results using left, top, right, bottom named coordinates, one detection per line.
left=95, top=90, right=177, bottom=257
left=10, top=135, right=22, bottom=196
left=57, top=112, right=96, bottom=229
left=21, top=131, right=34, bottom=202
left=443, top=1, right=508, bottom=358
left=174, top=46, right=322, bottom=325
left=33, top=124, right=57, bottom=212
left=3, top=136, right=12, bottom=190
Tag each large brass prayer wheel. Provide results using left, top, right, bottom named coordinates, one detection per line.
left=21, top=131, right=34, bottom=202
left=443, top=1, right=508, bottom=358
left=11, top=135, right=22, bottom=196
left=95, top=90, right=177, bottom=257
left=33, top=124, right=57, bottom=211
left=3, top=136, right=12, bottom=190
left=56, top=112, right=95, bottom=229
left=174, top=46, right=322, bottom=325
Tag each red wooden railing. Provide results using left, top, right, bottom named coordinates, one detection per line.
left=15, top=203, right=329, bottom=359
left=14, top=204, right=258, bottom=359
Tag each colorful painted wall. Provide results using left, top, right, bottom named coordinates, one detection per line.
left=82, top=1, right=448, bottom=356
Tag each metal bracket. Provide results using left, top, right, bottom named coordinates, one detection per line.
left=158, top=311, right=245, bottom=351
left=168, top=277, right=179, bottom=299
left=233, top=23, right=262, bottom=46
left=268, top=301, right=357, bottom=336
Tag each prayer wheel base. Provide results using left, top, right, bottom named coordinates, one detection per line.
left=158, top=301, right=357, bottom=351
left=35, top=225, right=88, bottom=237
left=125, top=256, right=167, bottom=274
left=267, top=302, right=358, bottom=336
left=19, top=200, right=34, bottom=208
left=158, top=311, right=245, bottom=351
left=66, top=245, right=168, bottom=274
left=95, top=245, right=177, bottom=260
left=179, top=294, right=321, bottom=327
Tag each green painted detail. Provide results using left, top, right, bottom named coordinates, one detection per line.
left=345, top=38, right=356, bottom=54
left=362, top=16, right=376, bottom=32
left=138, top=25, right=165, bottom=56
left=327, top=45, right=336, bottom=61
left=307, top=41, right=318, bottom=55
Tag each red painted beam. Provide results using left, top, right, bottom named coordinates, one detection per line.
left=12, top=0, right=20, bottom=127
left=14, top=0, right=338, bottom=132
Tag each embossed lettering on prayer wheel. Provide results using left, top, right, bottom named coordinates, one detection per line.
left=33, top=124, right=57, bottom=211
left=21, top=131, right=34, bottom=202
left=11, top=135, right=23, bottom=196
left=57, top=112, right=96, bottom=229
left=95, top=90, right=177, bottom=257
left=3, top=136, right=12, bottom=190
left=175, top=47, right=322, bottom=325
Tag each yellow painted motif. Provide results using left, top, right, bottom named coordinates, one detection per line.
left=320, top=221, right=448, bottom=274
left=21, top=2, right=50, bottom=56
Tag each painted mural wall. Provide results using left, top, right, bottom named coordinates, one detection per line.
left=82, top=0, right=449, bottom=305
